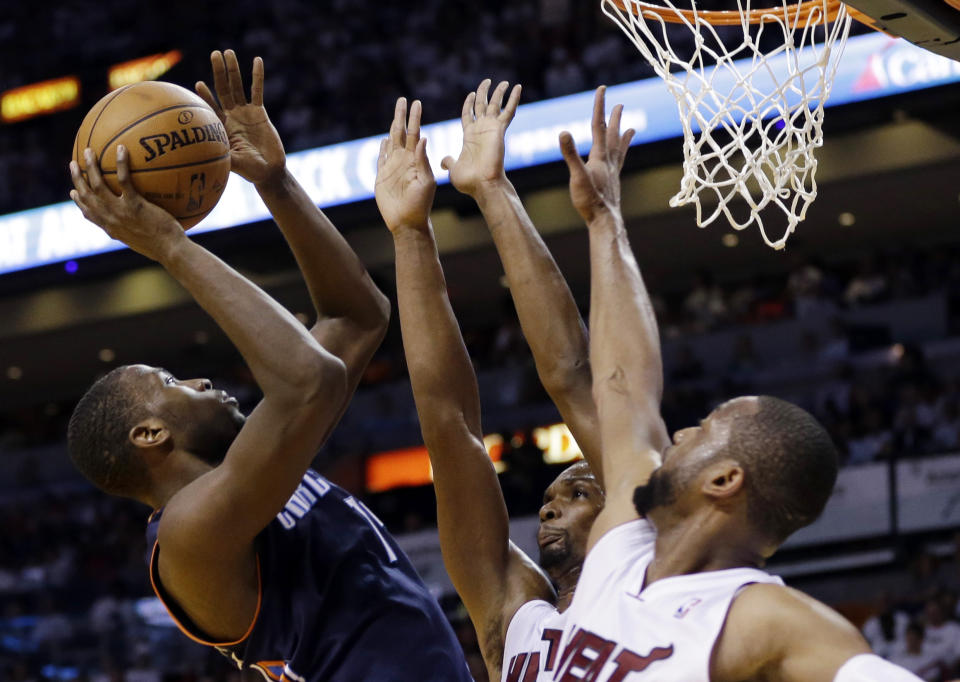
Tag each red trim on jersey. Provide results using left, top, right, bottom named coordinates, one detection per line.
left=148, top=539, right=262, bottom=647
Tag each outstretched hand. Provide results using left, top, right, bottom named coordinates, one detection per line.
left=441, top=79, right=522, bottom=198
left=195, top=49, right=286, bottom=186
left=559, top=86, right=635, bottom=223
left=69, top=146, right=185, bottom=263
left=375, top=98, right=436, bottom=233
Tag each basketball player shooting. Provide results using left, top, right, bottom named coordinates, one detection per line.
left=546, top=88, right=923, bottom=681
left=66, top=50, right=472, bottom=681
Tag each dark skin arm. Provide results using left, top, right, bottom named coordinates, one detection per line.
left=712, top=583, right=909, bottom=682
left=70, top=147, right=347, bottom=642
left=195, top=50, right=389, bottom=413
left=559, top=88, right=670, bottom=551
left=376, top=98, right=554, bottom=682
left=442, top=80, right=603, bottom=484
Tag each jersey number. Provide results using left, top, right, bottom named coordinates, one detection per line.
left=345, top=496, right=398, bottom=564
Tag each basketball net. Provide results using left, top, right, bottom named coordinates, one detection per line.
left=602, top=0, right=852, bottom=249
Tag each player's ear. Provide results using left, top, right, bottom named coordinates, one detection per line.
left=129, top=417, right=171, bottom=455
left=701, top=459, right=744, bottom=500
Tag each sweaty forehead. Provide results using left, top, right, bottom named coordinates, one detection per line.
left=550, top=461, right=597, bottom=488
left=711, top=396, right=761, bottom=421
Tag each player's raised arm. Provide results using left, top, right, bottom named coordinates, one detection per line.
left=442, top=80, right=603, bottom=483
left=69, top=149, right=346, bottom=557
left=196, top=50, right=389, bottom=409
left=559, top=87, right=669, bottom=549
left=376, top=98, right=554, bottom=679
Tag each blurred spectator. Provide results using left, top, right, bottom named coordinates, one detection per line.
left=816, top=364, right=854, bottom=417
left=845, top=256, right=889, bottom=306
left=788, top=259, right=836, bottom=318
left=888, top=622, right=946, bottom=682
left=684, top=271, right=728, bottom=331
left=923, top=599, right=960, bottom=672
left=88, top=581, right=133, bottom=665
left=909, top=551, right=944, bottom=604
left=30, top=596, right=71, bottom=663
left=862, top=592, right=910, bottom=659
left=125, top=655, right=161, bottom=682
left=846, top=409, right=894, bottom=465
left=819, top=318, right=852, bottom=366
left=727, top=277, right=758, bottom=322
left=725, top=333, right=762, bottom=392
left=543, top=47, right=587, bottom=96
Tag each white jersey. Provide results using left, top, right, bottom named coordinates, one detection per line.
left=554, top=519, right=783, bottom=681
left=501, top=599, right=566, bottom=682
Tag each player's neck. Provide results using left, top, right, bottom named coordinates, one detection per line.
left=645, top=513, right=764, bottom=586
left=145, top=450, right=215, bottom=510
left=551, top=562, right=582, bottom=613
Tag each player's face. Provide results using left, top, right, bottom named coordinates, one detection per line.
left=537, top=463, right=604, bottom=573
left=635, top=399, right=745, bottom=519
left=133, top=364, right=245, bottom=466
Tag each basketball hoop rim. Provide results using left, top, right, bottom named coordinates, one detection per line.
left=607, top=0, right=870, bottom=26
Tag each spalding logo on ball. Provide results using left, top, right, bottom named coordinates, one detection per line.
left=74, top=81, right=231, bottom=229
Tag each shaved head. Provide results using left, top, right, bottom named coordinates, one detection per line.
left=67, top=365, right=151, bottom=495
left=720, top=396, right=838, bottom=543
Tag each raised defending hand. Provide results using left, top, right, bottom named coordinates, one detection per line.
left=69, top=146, right=185, bottom=262
left=441, top=79, right=522, bottom=198
left=559, top=86, right=635, bottom=223
left=195, top=49, right=285, bottom=186
left=375, top=98, right=436, bottom=232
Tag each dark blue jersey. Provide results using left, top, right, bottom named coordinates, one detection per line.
left=146, top=469, right=473, bottom=682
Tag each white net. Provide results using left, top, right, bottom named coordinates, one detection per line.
left=602, top=0, right=852, bottom=249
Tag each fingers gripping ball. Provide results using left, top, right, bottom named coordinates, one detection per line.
left=74, top=81, right=231, bottom=229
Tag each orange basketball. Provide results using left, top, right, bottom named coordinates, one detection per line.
left=74, top=81, right=231, bottom=229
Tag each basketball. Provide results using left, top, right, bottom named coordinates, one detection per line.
left=73, top=81, right=231, bottom=229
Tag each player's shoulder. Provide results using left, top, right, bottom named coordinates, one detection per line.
left=727, top=582, right=866, bottom=651
left=155, top=465, right=259, bottom=559
left=155, top=469, right=215, bottom=530
left=506, top=597, right=560, bottom=632
left=734, top=583, right=850, bottom=624
left=714, top=583, right=869, bottom=682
